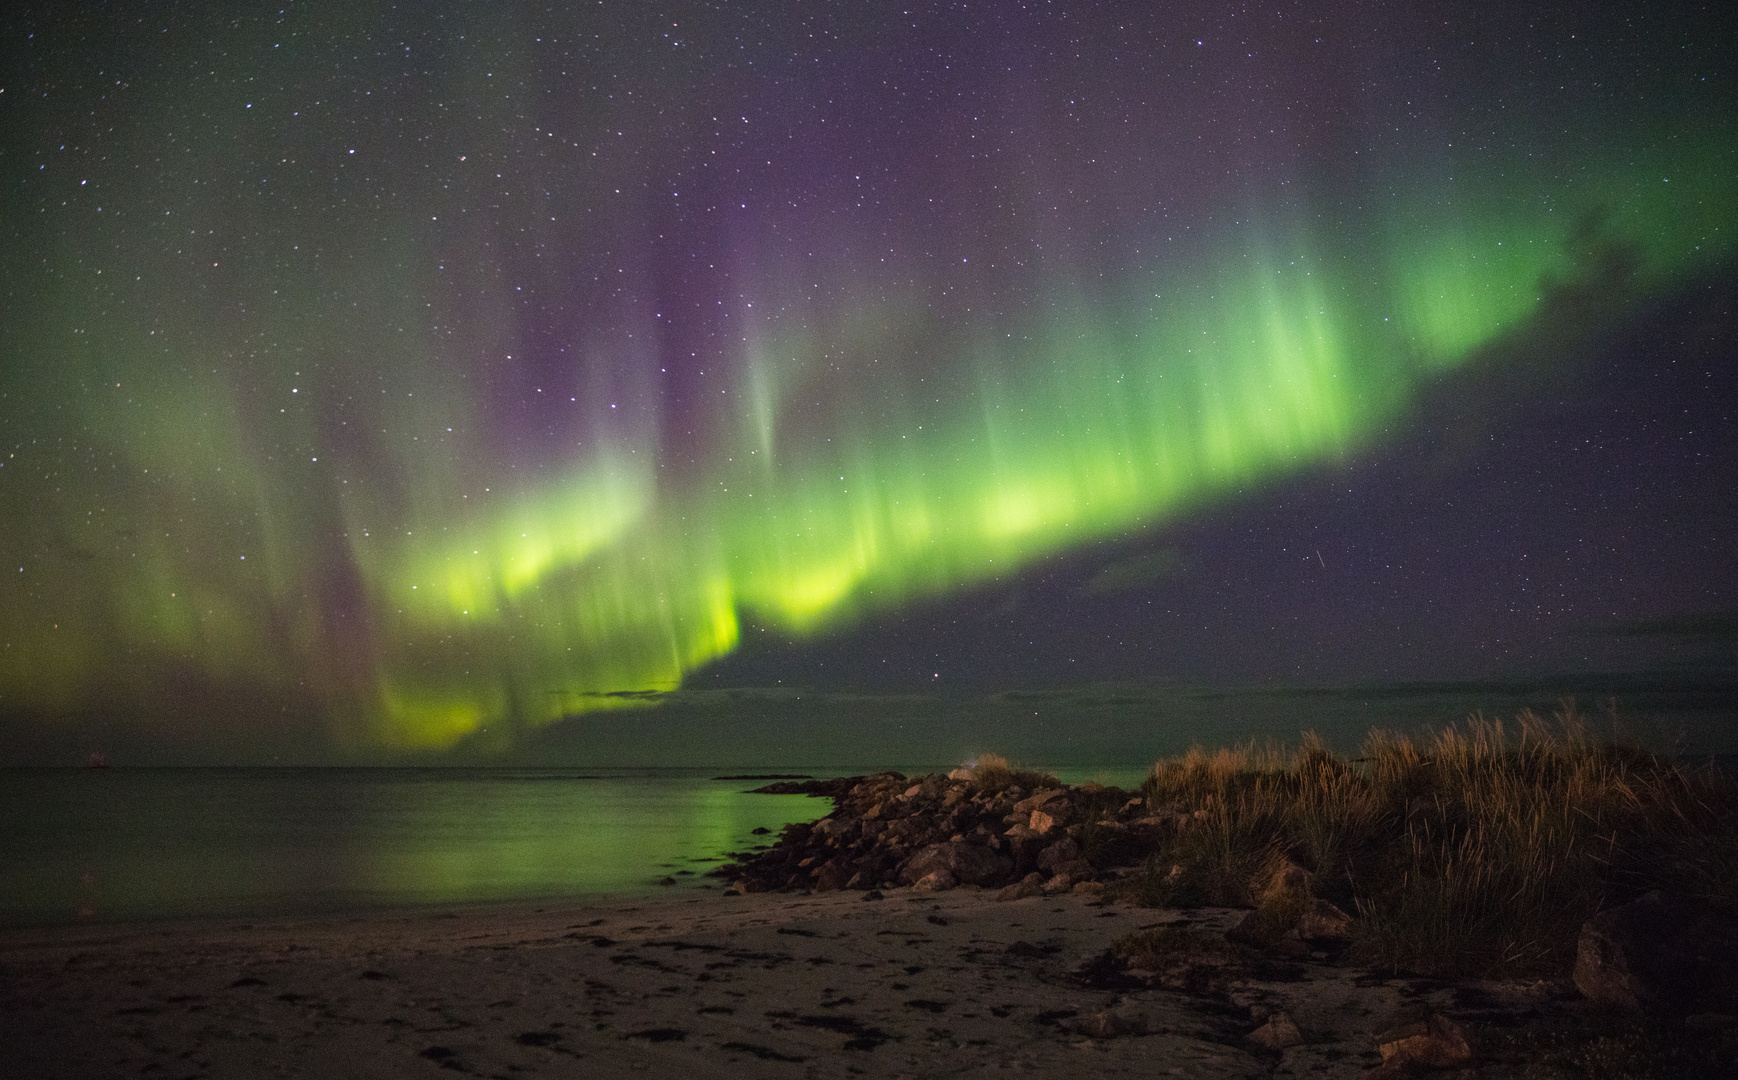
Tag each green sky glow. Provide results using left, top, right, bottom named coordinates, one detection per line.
left=2, top=6, right=1732, bottom=755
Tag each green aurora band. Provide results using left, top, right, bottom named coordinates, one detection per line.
left=2, top=105, right=1732, bottom=750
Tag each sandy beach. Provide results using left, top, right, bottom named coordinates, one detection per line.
left=0, top=883, right=1577, bottom=1080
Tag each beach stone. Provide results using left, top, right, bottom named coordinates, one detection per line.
left=1013, top=787, right=1067, bottom=815
left=1245, top=1012, right=1302, bottom=1051
left=1029, top=809, right=1059, bottom=834
left=812, top=863, right=852, bottom=892
left=1297, top=899, right=1354, bottom=942
left=900, top=841, right=1012, bottom=887
left=996, top=874, right=1045, bottom=901
left=1043, top=804, right=1075, bottom=831
left=1574, top=891, right=1738, bottom=1015
left=1035, top=837, right=1082, bottom=875
left=1373, top=1008, right=1471, bottom=1070
left=1057, top=859, right=1095, bottom=881
left=1123, top=813, right=1183, bottom=852
left=911, top=869, right=957, bottom=891
left=1078, top=1009, right=1144, bottom=1039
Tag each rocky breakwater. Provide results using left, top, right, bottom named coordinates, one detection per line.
left=718, top=765, right=1185, bottom=897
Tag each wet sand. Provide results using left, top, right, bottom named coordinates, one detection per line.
left=0, top=885, right=1550, bottom=1079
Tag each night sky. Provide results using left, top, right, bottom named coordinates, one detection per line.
left=2, top=2, right=1734, bottom=763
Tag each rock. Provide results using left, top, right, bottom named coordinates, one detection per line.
left=994, top=871, right=1046, bottom=902
left=1575, top=892, right=1738, bottom=1015
left=1123, top=814, right=1182, bottom=852
left=1056, top=859, right=1095, bottom=882
left=1228, top=860, right=1325, bottom=948
left=720, top=768, right=1134, bottom=896
left=1373, top=1008, right=1471, bottom=1070
left=900, top=841, right=1014, bottom=886
left=1030, top=803, right=1072, bottom=833
left=1013, top=787, right=1067, bottom=815
left=911, top=869, right=957, bottom=891
left=812, top=863, right=852, bottom=892
left=1245, top=1012, right=1302, bottom=1050
left=1272, top=933, right=1310, bottom=959
left=1035, top=837, right=1082, bottom=875
left=1226, top=909, right=1271, bottom=946
left=1078, top=1009, right=1144, bottom=1038
left=1072, top=881, right=1104, bottom=897
left=1297, top=899, right=1354, bottom=942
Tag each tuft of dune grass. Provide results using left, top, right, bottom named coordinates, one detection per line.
left=966, top=752, right=1057, bottom=795
left=1110, top=706, right=1738, bottom=978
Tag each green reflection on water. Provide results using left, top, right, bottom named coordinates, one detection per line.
left=0, top=770, right=832, bottom=926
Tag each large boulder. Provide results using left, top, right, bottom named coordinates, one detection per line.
left=1035, top=837, right=1082, bottom=875
left=899, top=841, right=1013, bottom=886
left=1574, top=891, right=1738, bottom=1014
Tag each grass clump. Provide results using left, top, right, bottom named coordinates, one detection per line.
left=965, top=752, right=1057, bottom=795
left=1113, top=707, right=1738, bottom=978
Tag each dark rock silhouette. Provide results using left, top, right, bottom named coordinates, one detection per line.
left=1573, top=891, right=1738, bottom=1015
left=720, top=771, right=1179, bottom=895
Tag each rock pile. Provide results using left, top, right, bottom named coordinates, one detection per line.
left=719, top=770, right=1186, bottom=896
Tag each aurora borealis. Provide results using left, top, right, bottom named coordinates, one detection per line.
left=2, top=3, right=1734, bottom=760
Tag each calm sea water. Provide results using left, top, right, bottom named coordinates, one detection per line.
left=0, top=764, right=1158, bottom=928
left=0, top=768, right=872, bottom=928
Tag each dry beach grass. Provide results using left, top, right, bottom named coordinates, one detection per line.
left=1111, top=707, right=1738, bottom=979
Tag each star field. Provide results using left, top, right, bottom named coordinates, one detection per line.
left=1, top=2, right=1733, bottom=758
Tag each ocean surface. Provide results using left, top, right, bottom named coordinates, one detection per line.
left=0, top=768, right=830, bottom=927
left=0, top=764, right=1149, bottom=928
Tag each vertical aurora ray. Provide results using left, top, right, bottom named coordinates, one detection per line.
left=1, top=3, right=1732, bottom=754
